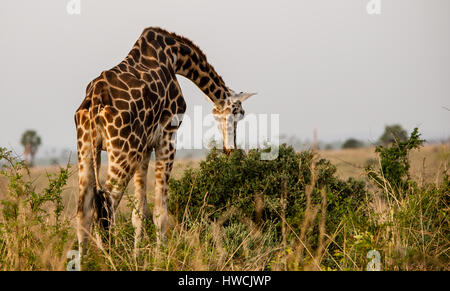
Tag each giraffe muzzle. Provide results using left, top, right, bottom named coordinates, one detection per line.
left=223, top=148, right=235, bottom=155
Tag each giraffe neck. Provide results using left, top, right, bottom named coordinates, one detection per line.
left=139, top=28, right=231, bottom=108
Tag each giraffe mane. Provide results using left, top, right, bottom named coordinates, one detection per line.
left=144, top=27, right=230, bottom=94
left=146, top=27, right=209, bottom=62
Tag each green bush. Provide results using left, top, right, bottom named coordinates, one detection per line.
left=0, top=147, right=74, bottom=270
left=169, top=145, right=367, bottom=242
left=367, top=127, right=425, bottom=196
left=362, top=128, right=449, bottom=270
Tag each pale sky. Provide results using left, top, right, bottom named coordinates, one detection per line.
left=1, top=0, right=449, bottom=157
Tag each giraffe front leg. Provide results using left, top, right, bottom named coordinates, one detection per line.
left=154, top=137, right=176, bottom=245
left=132, top=151, right=151, bottom=255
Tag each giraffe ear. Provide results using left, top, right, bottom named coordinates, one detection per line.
left=232, top=92, right=257, bottom=102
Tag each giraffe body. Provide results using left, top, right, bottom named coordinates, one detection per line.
left=75, top=27, right=255, bottom=256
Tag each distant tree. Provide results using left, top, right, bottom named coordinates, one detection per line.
left=342, top=138, right=364, bottom=149
left=20, top=130, right=41, bottom=166
left=324, top=144, right=334, bottom=150
left=379, top=124, right=408, bottom=146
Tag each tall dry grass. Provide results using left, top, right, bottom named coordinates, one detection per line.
left=0, top=144, right=448, bottom=270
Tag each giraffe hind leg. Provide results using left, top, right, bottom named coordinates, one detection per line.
left=76, top=154, right=95, bottom=257
left=75, top=110, right=96, bottom=257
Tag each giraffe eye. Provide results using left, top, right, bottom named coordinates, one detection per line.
left=232, top=108, right=240, bottom=115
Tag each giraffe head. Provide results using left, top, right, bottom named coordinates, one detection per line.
left=212, top=90, right=256, bottom=153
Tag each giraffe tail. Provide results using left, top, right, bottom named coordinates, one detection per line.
left=89, top=87, right=112, bottom=229
left=93, top=187, right=112, bottom=230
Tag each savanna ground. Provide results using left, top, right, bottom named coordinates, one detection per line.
left=0, top=137, right=448, bottom=271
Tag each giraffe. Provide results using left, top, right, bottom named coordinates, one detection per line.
left=74, top=27, right=256, bottom=256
